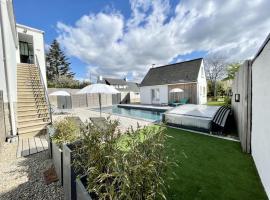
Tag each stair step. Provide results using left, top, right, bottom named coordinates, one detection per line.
left=17, top=104, right=48, bottom=109
left=18, top=121, right=49, bottom=129
left=17, top=108, right=48, bottom=112
left=18, top=125, right=49, bottom=135
left=18, top=96, right=45, bottom=100
left=18, top=118, right=49, bottom=126
left=17, top=111, right=49, bottom=117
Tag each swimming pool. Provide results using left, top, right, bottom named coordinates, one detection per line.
left=97, top=106, right=164, bottom=121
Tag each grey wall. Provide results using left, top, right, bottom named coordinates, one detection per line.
left=48, top=88, right=112, bottom=109
left=232, top=60, right=252, bottom=153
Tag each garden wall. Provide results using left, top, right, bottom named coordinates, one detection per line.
left=48, top=88, right=112, bottom=109
left=231, top=60, right=252, bottom=153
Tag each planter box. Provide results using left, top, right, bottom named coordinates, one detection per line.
left=51, top=140, right=63, bottom=185
left=76, top=175, right=92, bottom=200
left=63, top=141, right=82, bottom=200
left=47, top=125, right=55, bottom=158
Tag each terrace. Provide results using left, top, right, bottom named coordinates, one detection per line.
left=0, top=107, right=267, bottom=199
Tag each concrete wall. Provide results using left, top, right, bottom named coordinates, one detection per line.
left=140, top=85, right=168, bottom=105
left=197, top=61, right=207, bottom=104
left=232, top=61, right=252, bottom=153
left=48, top=88, right=112, bottom=109
left=251, top=39, right=270, bottom=198
left=16, top=24, right=47, bottom=86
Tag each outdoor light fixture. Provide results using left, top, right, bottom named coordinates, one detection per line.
left=228, top=90, right=233, bottom=97
left=235, top=94, right=240, bottom=102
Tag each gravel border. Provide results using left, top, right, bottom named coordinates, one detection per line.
left=0, top=142, right=64, bottom=200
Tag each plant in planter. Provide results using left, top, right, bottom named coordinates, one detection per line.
left=51, top=117, right=81, bottom=185
left=73, top=118, right=172, bottom=200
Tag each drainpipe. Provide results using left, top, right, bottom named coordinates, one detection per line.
left=0, top=1, right=17, bottom=137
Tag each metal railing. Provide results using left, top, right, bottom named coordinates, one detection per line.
left=34, top=55, right=52, bottom=124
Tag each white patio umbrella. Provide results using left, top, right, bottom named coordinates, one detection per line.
left=49, top=90, right=71, bottom=110
left=169, top=88, right=184, bottom=101
left=49, top=91, right=71, bottom=96
left=77, top=84, right=120, bottom=116
left=169, top=88, right=184, bottom=93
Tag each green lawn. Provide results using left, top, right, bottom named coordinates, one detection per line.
left=207, top=101, right=226, bottom=106
left=164, top=128, right=267, bottom=200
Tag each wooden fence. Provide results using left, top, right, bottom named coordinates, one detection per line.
left=231, top=60, right=252, bottom=153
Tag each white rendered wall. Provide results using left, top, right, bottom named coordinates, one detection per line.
left=0, top=0, right=17, bottom=103
left=16, top=24, right=47, bottom=86
left=140, top=85, right=168, bottom=104
left=197, top=61, right=207, bottom=105
left=251, top=40, right=270, bottom=198
left=0, top=17, right=8, bottom=102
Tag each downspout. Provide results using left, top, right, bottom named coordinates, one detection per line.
left=0, top=1, right=17, bottom=137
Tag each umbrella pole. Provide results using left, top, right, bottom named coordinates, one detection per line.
left=99, top=93, right=101, bottom=117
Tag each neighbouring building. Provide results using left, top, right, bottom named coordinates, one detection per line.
left=0, top=0, right=49, bottom=142
left=97, top=76, right=140, bottom=104
left=140, top=58, right=207, bottom=105
left=232, top=34, right=270, bottom=198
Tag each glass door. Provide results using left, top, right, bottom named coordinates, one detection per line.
left=19, top=41, right=34, bottom=64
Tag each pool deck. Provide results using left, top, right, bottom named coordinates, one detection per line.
left=52, top=108, right=152, bottom=132
left=117, top=104, right=173, bottom=111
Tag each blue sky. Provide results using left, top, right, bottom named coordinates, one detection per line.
left=13, top=0, right=270, bottom=82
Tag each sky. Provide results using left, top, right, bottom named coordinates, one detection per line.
left=14, top=0, right=270, bottom=83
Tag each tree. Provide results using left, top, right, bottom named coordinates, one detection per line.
left=46, top=39, right=75, bottom=81
left=204, top=55, right=227, bottom=98
left=224, top=62, right=241, bottom=80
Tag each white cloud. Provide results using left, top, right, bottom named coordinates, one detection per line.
left=57, top=0, right=270, bottom=82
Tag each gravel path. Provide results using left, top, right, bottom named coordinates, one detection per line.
left=0, top=142, right=63, bottom=200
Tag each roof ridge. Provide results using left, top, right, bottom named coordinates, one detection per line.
left=150, top=57, right=203, bottom=70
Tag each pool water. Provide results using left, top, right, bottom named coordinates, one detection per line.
left=99, top=106, right=164, bottom=121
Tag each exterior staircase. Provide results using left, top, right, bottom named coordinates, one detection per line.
left=17, top=63, right=51, bottom=136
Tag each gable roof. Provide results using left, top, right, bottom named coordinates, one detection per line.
left=140, top=58, right=203, bottom=87
left=101, top=78, right=127, bottom=85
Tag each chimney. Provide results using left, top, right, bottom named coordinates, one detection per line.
left=97, top=75, right=103, bottom=82
left=124, top=77, right=128, bottom=82
left=151, top=64, right=155, bottom=68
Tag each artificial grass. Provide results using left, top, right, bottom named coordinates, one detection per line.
left=164, top=127, right=267, bottom=200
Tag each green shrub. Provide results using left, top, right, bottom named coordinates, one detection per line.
left=224, top=96, right=232, bottom=106
left=51, top=117, right=80, bottom=148
left=73, top=118, right=172, bottom=200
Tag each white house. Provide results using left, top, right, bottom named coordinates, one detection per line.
left=97, top=76, right=140, bottom=104
left=0, top=0, right=48, bottom=142
left=140, top=58, right=207, bottom=105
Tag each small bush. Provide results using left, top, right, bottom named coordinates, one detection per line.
left=51, top=117, right=80, bottom=148
left=224, top=96, right=232, bottom=106
left=73, top=118, right=172, bottom=200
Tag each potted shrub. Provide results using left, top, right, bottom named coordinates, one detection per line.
left=73, top=118, right=171, bottom=200
left=50, top=117, right=80, bottom=185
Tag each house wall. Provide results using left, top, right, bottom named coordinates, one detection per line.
left=168, top=83, right=197, bottom=104
left=0, top=0, right=18, bottom=136
left=251, top=39, right=270, bottom=198
left=197, top=61, right=207, bottom=104
left=140, top=85, right=168, bottom=105
left=130, top=92, right=140, bottom=103
left=16, top=24, right=47, bottom=86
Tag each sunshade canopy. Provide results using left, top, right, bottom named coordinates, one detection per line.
left=49, top=91, right=71, bottom=96
left=169, top=88, right=184, bottom=93
left=77, top=84, right=120, bottom=94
